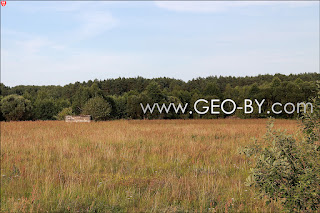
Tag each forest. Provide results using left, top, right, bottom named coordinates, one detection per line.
left=0, top=72, right=319, bottom=121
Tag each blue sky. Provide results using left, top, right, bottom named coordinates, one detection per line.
left=1, top=1, right=319, bottom=86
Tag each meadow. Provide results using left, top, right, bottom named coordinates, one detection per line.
left=1, top=119, right=300, bottom=212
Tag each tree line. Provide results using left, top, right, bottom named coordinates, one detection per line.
left=0, top=72, right=319, bottom=121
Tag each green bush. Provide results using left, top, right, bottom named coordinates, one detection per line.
left=0, top=94, right=32, bottom=121
left=55, top=107, right=73, bottom=120
left=241, top=82, right=320, bottom=212
left=82, top=97, right=112, bottom=121
left=34, top=99, right=58, bottom=120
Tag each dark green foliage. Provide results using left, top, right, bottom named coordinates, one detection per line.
left=55, top=107, right=73, bottom=120
left=0, top=95, right=32, bottom=121
left=248, top=83, right=260, bottom=98
left=113, top=95, right=127, bottom=119
left=0, top=96, right=5, bottom=121
left=146, top=81, right=165, bottom=103
left=271, top=77, right=281, bottom=88
left=204, top=82, right=221, bottom=98
left=82, top=97, right=112, bottom=121
left=0, top=73, right=319, bottom=121
left=241, top=82, right=320, bottom=212
left=72, top=86, right=93, bottom=115
left=34, top=99, right=58, bottom=120
left=127, top=92, right=148, bottom=119
left=55, top=99, right=71, bottom=112
left=103, top=96, right=117, bottom=119
left=300, top=81, right=320, bottom=145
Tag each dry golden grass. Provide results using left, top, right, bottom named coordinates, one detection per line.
left=1, top=119, right=300, bottom=212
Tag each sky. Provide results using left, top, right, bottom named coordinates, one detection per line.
left=1, top=1, right=319, bottom=86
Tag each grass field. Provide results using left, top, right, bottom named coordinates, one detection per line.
left=1, top=119, right=300, bottom=212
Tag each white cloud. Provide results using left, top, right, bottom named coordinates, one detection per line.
left=155, top=1, right=318, bottom=13
left=72, top=11, right=117, bottom=41
left=1, top=2, right=119, bottom=86
left=12, top=2, right=118, bottom=41
left=1, top=2, right=318, bottom=86
left=1, top=4, right=117, bottom=63
left=2, top=29, right=67, bottom=55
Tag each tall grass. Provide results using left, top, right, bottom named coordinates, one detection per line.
left=1, top=119, right=299, bottom=212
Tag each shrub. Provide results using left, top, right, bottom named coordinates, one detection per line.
left=34, top=99, right=58, bottom=120
left=0, top=94, right=32, bottom=121
left=241, top=82, right=320, bottom=212
left=82, top=97, right=111, bottom=121
left=55, top=107, right=73, bottom=120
